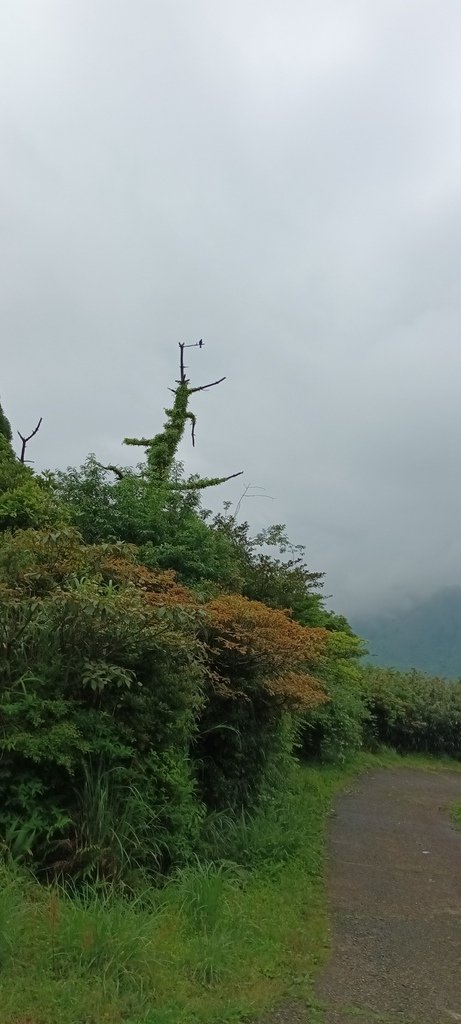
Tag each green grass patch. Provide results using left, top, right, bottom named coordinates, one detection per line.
left=0, top=751, right=458, bottom=1024
left=0, top=761, right=354, bottom=1024
left=355, top=748, right=461, bottom=773
left=451, top=804, right=461, bottom=828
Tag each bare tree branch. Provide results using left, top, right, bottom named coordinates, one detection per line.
left=170, top=470, right=243, bottom=491
left=179, top=341, right=186, bottom=382
left=17, top=417, right=42, bottom=463
left=188, top=377, right=226, bottom=394
left=234, top=484, right=274, bottom=519
left=178, top=339, right=204, bottom=383
left=169, top=375, right=226, bottom=395
left=214, top=470, right=243, bottom=484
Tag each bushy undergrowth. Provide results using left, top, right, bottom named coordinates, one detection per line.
left=300, top=631, right=369, bottom=763
left=0, top=526, right=204, bottom=876
left=0, top=760, right=349, bottom=1024
left=301, top=663, right=461, bottom=764
left=0, top=520, right=331, bottom=878
left=363, top=665, right=461, bottom=757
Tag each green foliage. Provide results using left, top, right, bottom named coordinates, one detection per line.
left=51, top=761, right=169, bottom=884
left=0, top=506, right=341, bottom=878
left=452, top=803, right=461, bottom=828
left=301, top=632, right=370, bottom=763
left=0, top=527, right=205, bottom=875
left=196, top=595, right=328, bottom=809
left=51, top=458, right=244, bottom=590
left=0, top=434, right=63, bottom=531
left=0, top=401, right=12, bottom=443
left=39, top=468, right=363, bottom=824
left=0, top=863, right=27, bottom=966
left=195, top=694, right=296, bottom=812
left=123, top=343, right=240, bottom=491
left=128, top=378, right=192, bottom=482
left=208, top=513, right=329, bottom=624
left=0, top=760, right=354, bottom=1024
left=363, top=665, right=461, bottom=757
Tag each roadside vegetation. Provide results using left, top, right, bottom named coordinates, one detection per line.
left=452, top=803, right=461, bottom=830
left=0, top=345, right=460, bottom=1023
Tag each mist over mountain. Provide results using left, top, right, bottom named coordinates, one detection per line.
left=352, top=587, right=461, bottom=680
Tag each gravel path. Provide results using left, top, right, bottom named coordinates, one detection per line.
left=262, top=767, right=461, bottom=1024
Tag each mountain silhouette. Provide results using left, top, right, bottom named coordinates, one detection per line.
left=352, top=587, right=461, bottom=680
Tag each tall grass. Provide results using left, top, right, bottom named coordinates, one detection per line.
left=0, top=864, right=27, bottom=968
left=0, top=760, right=353, bottom=1024
left=2, top=752, right=457, bottom=1023
left=48, top=761, right=166, bottom=887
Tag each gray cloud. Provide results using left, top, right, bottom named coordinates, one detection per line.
left=2, top=0, right=461, bottom=615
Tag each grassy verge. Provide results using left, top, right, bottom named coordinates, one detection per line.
left=1, top=751, right=458, bottom=1024
left=451, top=804, right=461, bottom=828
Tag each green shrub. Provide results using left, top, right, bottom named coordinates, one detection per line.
left=300, top=632, right=369, bottom=763
left=363, top=665, right=461, bottom=757
left=0, top=527, right=205, bottom=877
left=51, top=458, right=244, bottom=590
left=0, top=435, right=63, bottom=531
left=195, top=595, right=328, bottom=808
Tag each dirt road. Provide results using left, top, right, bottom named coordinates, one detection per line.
left=263, top=767, right=461, bottom=1024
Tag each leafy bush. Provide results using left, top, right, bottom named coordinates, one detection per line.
left=0, top=522, right=336, bottom=874
left=363, top=665, right=461, bottom=757
left=301, top=632, right=369, bottom=763
left=51, top=458, right=244, bottom=591
left=207, top=514, right=327, bottom=619
left=0, top=435, right=62, bottom=532
left=0, top=527, right=205, bottom=876
left=195, top=595, right=328, bottom=807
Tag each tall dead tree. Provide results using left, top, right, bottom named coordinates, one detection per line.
left=119, top=341, right=242, bottom=490
left=18, top=418, right=42, bottom=464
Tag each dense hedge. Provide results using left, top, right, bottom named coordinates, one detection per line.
left=300, top=631, right=369, bottom=763
left=0, top=527, right=204, bottom=876
left=363, top=665, right=461, bottom=757
left=0, top=519, right=331, bottom=879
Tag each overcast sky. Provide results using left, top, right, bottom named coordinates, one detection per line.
left=2, top=0, right=461, bottom=617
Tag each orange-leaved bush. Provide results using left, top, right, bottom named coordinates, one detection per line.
left=96, top=553, right=196, bottom=608
left=0, top=526, right=195, bottom=608
left=204, top=594, right=328, bottom=709
left=194, top=595, right=329, bottom=808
